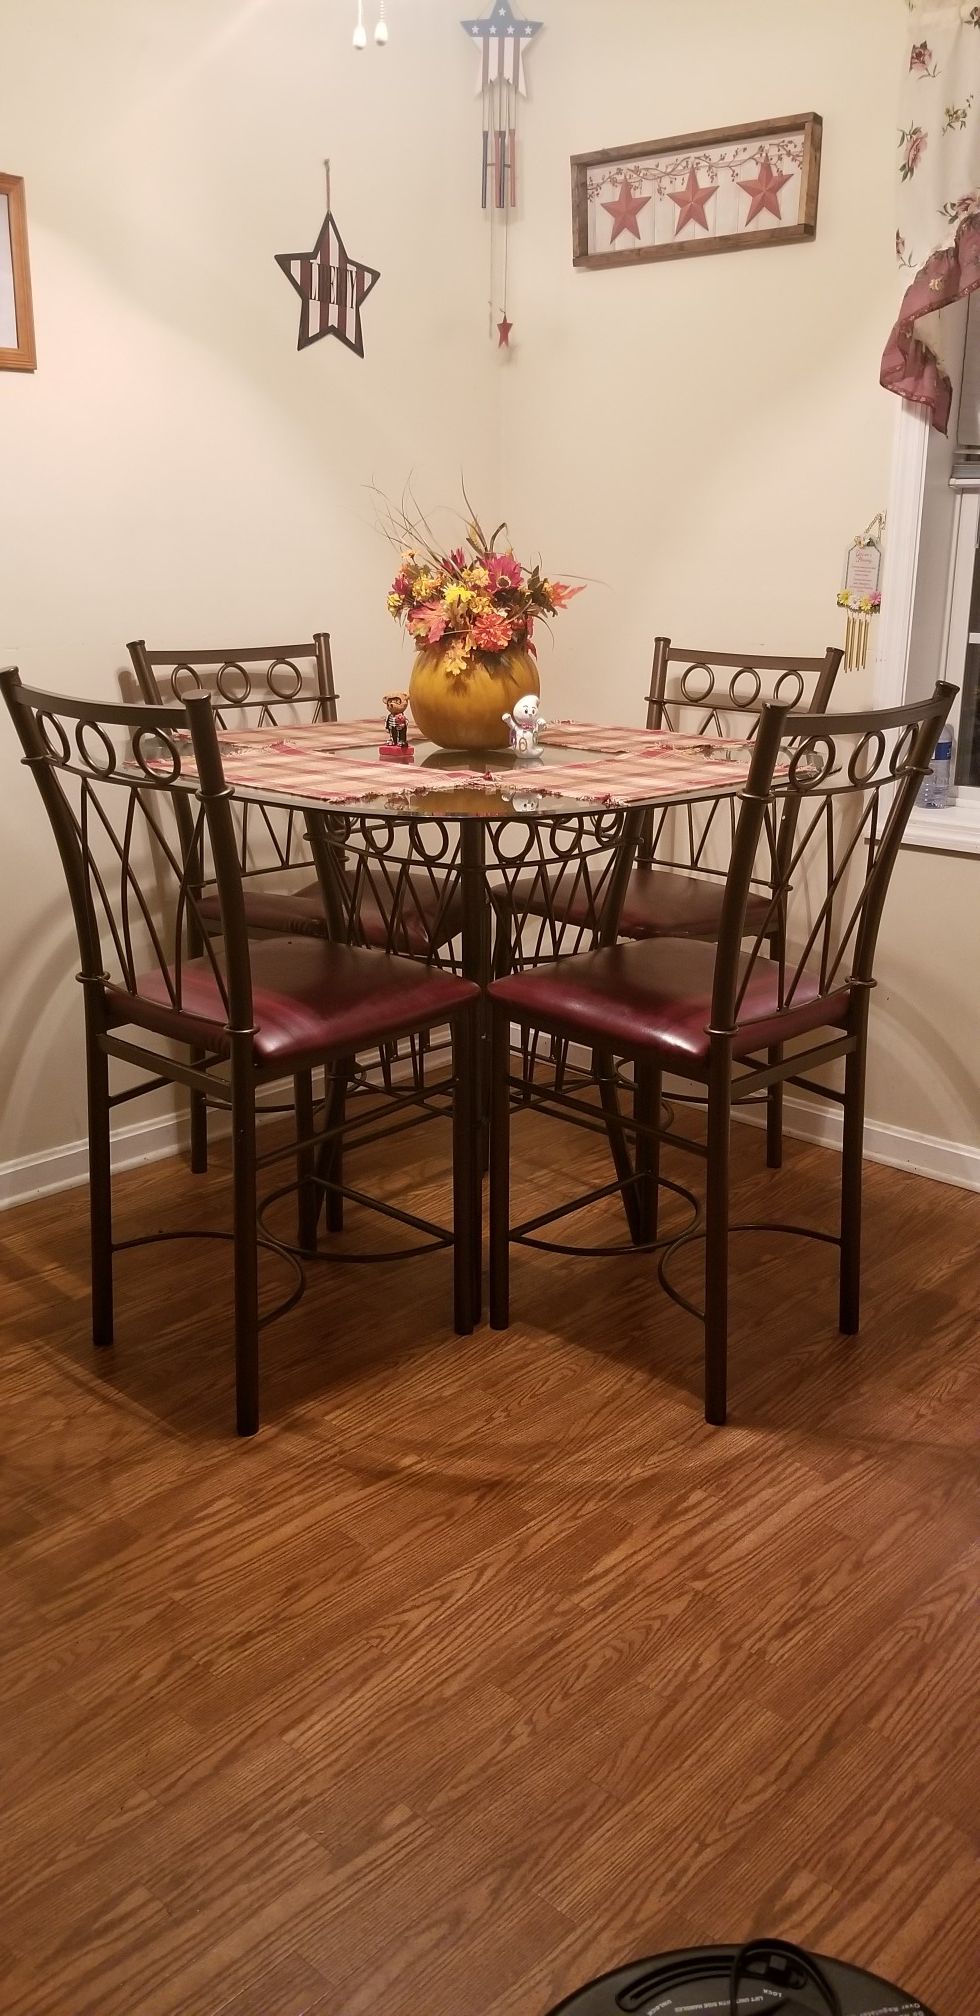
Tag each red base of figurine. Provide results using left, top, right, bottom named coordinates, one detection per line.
left=378, top=744, right=415, bottom=763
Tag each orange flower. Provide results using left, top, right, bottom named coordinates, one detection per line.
left=471, top=610, right=513, bottom=653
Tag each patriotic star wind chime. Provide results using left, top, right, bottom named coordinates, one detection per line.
left=461, top=0, right=543, bottom=347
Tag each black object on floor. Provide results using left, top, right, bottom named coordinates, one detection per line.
left=544, top=1938, right=937, bottom=2014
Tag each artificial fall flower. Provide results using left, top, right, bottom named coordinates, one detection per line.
left=442, top=637, right=474, bottom=681
left=387, top=592, right=405, bottom=616
left=541, top=580, right=584, bottom=611
left=444, top=582, right=476, bottom=615
left=411, top=570, right=440, bottom=604
left=487, top=552, right=522, bottom=592
left=464, top=563, right=491, bottom=590
left=471, top=610, right=513, bottom=653
left=416, top=602, right=449, bottom=644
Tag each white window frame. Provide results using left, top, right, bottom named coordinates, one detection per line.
left=876, top=396, right=980, bottom=856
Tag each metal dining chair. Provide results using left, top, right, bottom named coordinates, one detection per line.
left=127, top=636, right=467, bottom=1165
left=487, top=682, right=956, bottom=1426
left=1, top=668, right=481, bottom=1437
left=511, top=640, right=843, bottom=1167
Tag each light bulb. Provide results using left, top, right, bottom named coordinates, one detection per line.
left=374, top=16, right=388, bottom=44
left=352, top=20, right=367, bottom=47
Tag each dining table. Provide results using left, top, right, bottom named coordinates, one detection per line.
left=171, top=714, right=759, bottom=1246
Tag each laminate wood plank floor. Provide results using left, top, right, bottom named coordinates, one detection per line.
left=0, top=1103, right=977, bottom=2016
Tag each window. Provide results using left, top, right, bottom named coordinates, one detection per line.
left=878, top=294, right=980, bottom=854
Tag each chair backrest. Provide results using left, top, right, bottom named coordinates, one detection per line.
left=711, top=682, right=956, bottom=1039
left=127, top=636, right=337, bottom=895
left=306, top=805, right=646, bottom=970
left=641, top=639, right=844, bottom=882
left=646, top=637, right=842, bottom=736
left=127, top=634, right=338, bottom=725
left=1, top=670, right=254, bottom=1037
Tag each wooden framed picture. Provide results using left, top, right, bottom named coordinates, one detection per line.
left=0, top=174, right=37, bottom=371
left=571, top=113, right=822, bottom=273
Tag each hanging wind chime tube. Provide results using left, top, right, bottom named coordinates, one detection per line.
left=461, top=1, right=543, bottom=346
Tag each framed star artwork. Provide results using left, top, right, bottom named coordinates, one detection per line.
left=0, top=174, right=36, bottom=372
left=570, top=113, right=822, bottom=272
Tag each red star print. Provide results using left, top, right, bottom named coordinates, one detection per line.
left=497, top=314, right=513, bottom=347
left=668, top=165, right=718, bottom=236
left=737, top=153, right=793, bottom=225
left=600, top=176, right=652, bottom=245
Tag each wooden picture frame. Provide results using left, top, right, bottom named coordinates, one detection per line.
left=0, top=174, right=37, bottom=371
left=571, top=113, right=822, bottom=273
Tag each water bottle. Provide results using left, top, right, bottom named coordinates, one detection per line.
left=918, top=725, right=954, bottom=809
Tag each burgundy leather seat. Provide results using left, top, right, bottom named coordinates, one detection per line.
left=106, top=938, right=478, bottom=1070
left=511, top=863, right=773, bottom=943
left=197, top=870, right=465, bottom=957
left=488, top=937, right=850, bottom=1068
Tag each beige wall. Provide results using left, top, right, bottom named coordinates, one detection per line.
left=499, top=0, right=979, bottom=1166
left=1, top=0, right=977, bottom=1184
left=0, top=0, right=495, bottom=1170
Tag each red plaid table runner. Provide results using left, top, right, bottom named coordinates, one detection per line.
left=193, top=738, right=757, bottom=809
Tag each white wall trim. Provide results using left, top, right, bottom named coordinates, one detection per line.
left=0, top=1106, right=197, bottom=1211
left=877, top=396, right=931, bottom=709
left=2, top=1057, right=977, bottom=1216
left=733, top=1092, right=980, bottom=1194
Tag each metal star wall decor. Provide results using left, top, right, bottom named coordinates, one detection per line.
left=275, top=205, right=380, bottom=359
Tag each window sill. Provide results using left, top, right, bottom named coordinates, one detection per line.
left=901, top=804, right=980, bottom=856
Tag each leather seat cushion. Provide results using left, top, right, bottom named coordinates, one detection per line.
left=197, top=870, right=465, bottom=955
left=105, top=939, right=478, bottom=1068
left=511, top=864, right=773, bottom=942
left=488, top=937, right=851, bottom=1067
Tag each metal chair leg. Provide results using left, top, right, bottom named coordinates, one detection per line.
left=704, top=1046, right=733, bottom=1425
left=839, top=1038, right=867, bottom=1336
left=766, top=1051, right=784, bottom=1169
left=634, top=1062, right=662, bottom=1244
left=86, top=1018, right=114, bottom=1350
left=452, top=1010, right=478, bottom=1335
left=489, top=1005, right=512, bottom=1331
left=294, top=1070, right=318, bottom=1254
left=231, top=1045, right=260, bottom=1437
left=189, top=1070, right=209, bottom=1175
left=596, top=1048, right=643, bottom=1245
left=316, top=1061, right=349, bottom=1234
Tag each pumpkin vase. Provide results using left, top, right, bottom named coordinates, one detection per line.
left=409, top=645, right=540, bottom=752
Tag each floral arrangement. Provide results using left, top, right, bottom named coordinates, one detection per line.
left=836, top=589, right=881, bottom=617
left=383, top=499, right=583, bottom=683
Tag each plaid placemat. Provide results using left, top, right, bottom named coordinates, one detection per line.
left=213, top=718, right=422, bottom=752
left=539, top=720, right=754, bottom=757
left=195, top=739, right=757, bottom=809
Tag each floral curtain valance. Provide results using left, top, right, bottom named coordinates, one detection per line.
left=881, top=0, right=980, bottom=430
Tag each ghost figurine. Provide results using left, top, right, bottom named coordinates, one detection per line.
left=502, top=693, right=544, bottom=758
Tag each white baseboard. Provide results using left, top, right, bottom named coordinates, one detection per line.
left=552, top=1037, right=980, bottom=1196
left=2, top=1059, right=977, bottom=1214
left=734, top=1092, right=980, bottom=1193
left=0, top=1105, right=194, bottom=1211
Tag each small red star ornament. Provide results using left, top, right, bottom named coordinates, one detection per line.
left=668, top=165, right=718, bottom=236
left=737, top=153, right=793, bottom=225
left=601, top=176, right=652, bottom=245
left=497, top=314, right=513, bottom=347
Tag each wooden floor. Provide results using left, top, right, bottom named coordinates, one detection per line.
left=0, top=1100, right=977, bottom=2016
